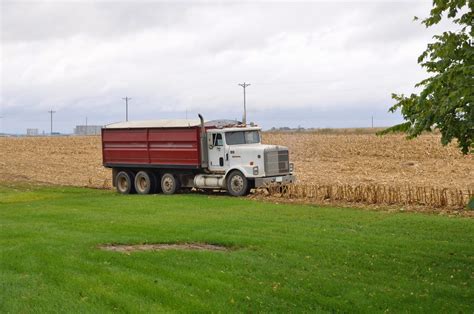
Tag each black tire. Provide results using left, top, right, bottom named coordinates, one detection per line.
left=153, top=172, right=162, bottom=194
left=161, top=173, right=180, bottom=195
left=149, top=171, right=159, bottom=193
left=134, top=171, right=156, bottom=195
left=116, top=171, right=136, bottom=194
left=226, top=170, right=249, bottom=196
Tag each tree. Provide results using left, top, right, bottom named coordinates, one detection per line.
left=380, top=0, right=473, bottom=154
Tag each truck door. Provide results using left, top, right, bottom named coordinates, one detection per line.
left=208, top=132, right=227, bottom=172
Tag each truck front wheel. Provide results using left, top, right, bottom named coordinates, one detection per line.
left=226, top=170, right=250, bottom=196
left=161, top=173, right=180, bottom=195
left=134, top=171, right=156, bottom=194
left=116, top=171, right=136, bottom=194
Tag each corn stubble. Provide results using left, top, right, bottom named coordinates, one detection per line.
left=265, top=184, right=472, bottom=209
left=262, top=132, right=472, bottom=209
left=1, top=132, right=472, bottom=209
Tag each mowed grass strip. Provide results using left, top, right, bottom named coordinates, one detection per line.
left=0, top=184, right=472, bottom=312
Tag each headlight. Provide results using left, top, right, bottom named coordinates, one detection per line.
left=253, top=166, right=259, bottom=175
left=289, top=163, right=294, bottom=172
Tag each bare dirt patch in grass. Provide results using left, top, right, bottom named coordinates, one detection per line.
left=99, top=243, right=230, bottom=253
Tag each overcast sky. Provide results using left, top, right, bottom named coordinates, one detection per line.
left=0, top=0, right=456, bottom=134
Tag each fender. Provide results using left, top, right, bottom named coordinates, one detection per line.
left=224, top=166, right=252, bottom=180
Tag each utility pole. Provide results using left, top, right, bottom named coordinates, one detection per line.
left=122, top=97, right=131, bottom=121
left=48, top=110, right=56, bottom=135
left=238, top=82, right=251, bottom=125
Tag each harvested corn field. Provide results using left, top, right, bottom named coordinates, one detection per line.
left=261, top=132, right=473, bottom=210
left=0, top=136, right=111, bottom=188
left=0, top=132, right=472, bottom=209
left=263, top=132, right=472, bottom=190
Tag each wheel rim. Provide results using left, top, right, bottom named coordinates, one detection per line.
left=162, top=176, right=174, bottom=193
left=231, top=175, right=244, bottom=193
left=118, top=176, right=128, bottom=192
left=138, top=177, right=148, bottom=191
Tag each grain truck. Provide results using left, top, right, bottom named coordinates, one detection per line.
left=101, top=115, right=295, bottom=196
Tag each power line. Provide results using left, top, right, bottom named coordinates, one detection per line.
left=48, top=110, right=56, bottom=135
left=122, top=97, right=131, bottom=122
left=238, top=82, right=251, bottom=125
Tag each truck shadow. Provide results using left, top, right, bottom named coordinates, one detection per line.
left=178, top=189, right=230, bottom=197
left=173, top=188, right=262, bottom=198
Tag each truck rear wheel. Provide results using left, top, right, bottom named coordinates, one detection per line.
left=116, top=171, right=136, bottom=194
left=134, top=171, right=156, bottom=194
left=161, top=173, right=180, bottom=195
left=226, top=170, right=249, bottom=196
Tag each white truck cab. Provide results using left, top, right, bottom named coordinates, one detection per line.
left=204, top=126, right=295, bottom=196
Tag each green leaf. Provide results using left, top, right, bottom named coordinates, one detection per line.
left=382, top=0, right=473, bottom=154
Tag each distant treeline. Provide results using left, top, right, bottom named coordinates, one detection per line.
left=266, top=127, right=388, bottom=134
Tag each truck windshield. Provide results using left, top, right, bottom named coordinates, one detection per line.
left=225, top=131, right=260, bottom=145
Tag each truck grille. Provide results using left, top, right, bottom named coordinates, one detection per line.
left=264, top=148, right=289, bottom=176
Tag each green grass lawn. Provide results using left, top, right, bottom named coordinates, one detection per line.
left=0, top=184, right=473, bottom=313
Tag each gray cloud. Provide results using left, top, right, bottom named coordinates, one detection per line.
left=1, top=2, right=191, bottom=42
left=0, top=0, right=454, bottom=133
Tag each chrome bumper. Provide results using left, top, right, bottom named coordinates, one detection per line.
left=254, top=174, right=296, bottom=187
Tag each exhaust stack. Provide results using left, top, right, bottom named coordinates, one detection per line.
left=198, top=114, right=208, bottom=168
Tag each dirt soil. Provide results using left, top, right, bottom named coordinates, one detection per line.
left=1, top=133, right=472, bottom=190
left=99, top=243, right=229, bottom=253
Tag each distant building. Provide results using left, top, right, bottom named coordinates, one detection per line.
left=74, top=125, right=102, bottom=135
left=27, top=128, right=39, bottom=136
